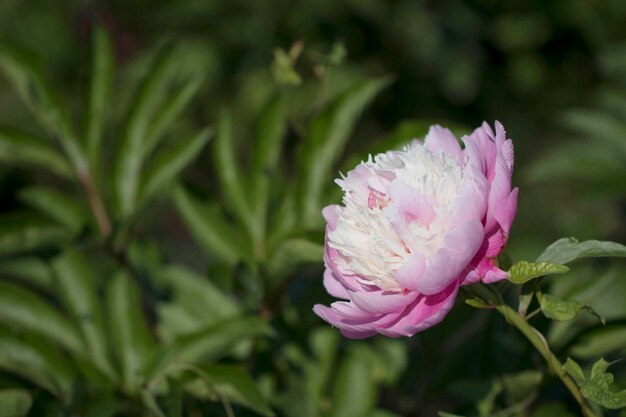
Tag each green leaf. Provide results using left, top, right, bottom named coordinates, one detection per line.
left=251, top=95, right=287, bottom=256
left=0, top=213, right=69, bottom=256
left=139, top=127, right=212, bottom=205
left=156, top=265, right=240, bottom=341
left=0, top=127, right=72, bottom=178
left=0, top=43, right=85, bottom=171
left=18, top=186, right=87, bottom=232
left=114, top=44, right=179, bottom=217
left=531, top=403, right=576, bottom=417
left=570, top=326, right=626, bottom=359
left=0, top=256, right=52, bottom=289
left=501, top=370, right=542, bottom=405
left=148, top=316, right=273, bottom=380
left=51, top=249, right=115, bottom=381
left=185, top=364, right=274, bottom=417
left=213, top=109, right=254, bottom=234
left=171, top=185, right=241, bottom=265
left=0, top=281, right=84, bottom=354
left=267, top=238, right=324, bottom=281
left=537, top=237, right=626, bottom=265
left=143, top=72, right=204, bottom=158
left=438, top=413, right=466, bottom=417
left=508, top=260, right=569, bottom=284
left=538, top=293, right=604, bottom=324
left=330, top=348, right=377, bottom=417
left=107, top=271, right=155, bottom=393
left=298, top=77, right=391, bottom=229
left=85, top=25, right=115, bottom=170
left=564, top=357, right=626, bottom=409
left=0, top=389, right=32, bottom=417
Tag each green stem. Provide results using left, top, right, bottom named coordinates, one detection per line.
left=467, top=284, right=598, bottom=417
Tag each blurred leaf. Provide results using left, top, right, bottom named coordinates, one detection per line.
left=171, top=185, right=241, bottom=265
left=0, top=127, right=72, bottom=178
left=267, top=238, right=324, bottom=281
left=561, top=109, right=626, bottom=155
left=0, top=389, right=32, bottom=417
left=271, top=48, right=301, bottom=86
left=156, top=265, right=240, bottom=341
left=0, top=256, right=52, bottom=289
left=51, top=249, right=115, bottom=381
left=114, top=44, right=178, bottom=217
left=570, top=326, right=626, bottom=359
left=304, top=328, right=339, bottom=411
left=366, top=411, right=403, bottom=417
left=538, top=292, right=604, bottom=324
left=85, top=25, right=115, bottom=170
left=213, top=109, right=254, bottom=236
left=0, top=213, right=69, bottom=256
left=185, top=364, right=274, bottom=416
left=477, top=380, right=503, bottom=417
left=0, top=281, right=83, bottom=354
left=438, top=413, right=466, bottom=417
left=139, top=127, right=212, bottom=205
left=530, top=403, right=575, bottom=417
left=18, top=186, right=87, bottom=232
left=144, top=72, right=204, bottom=157
left=330, top=347, right=377, bottom=417
left=537, top=237, right=626, bottom=264
left=501, top=370, right=542, bottom=405
left=507, top=260, right=569, bottom=284
left=0, top=42, right=84, bottom=171
left=564, top=357, right=626, bottom=409
left=251, top=95, right=287, bottom=256
left=107, top=271, right=155, bottom=393
left=148, top=317, right=273, bottom=379
left=298, top=77, right=391, bottom=229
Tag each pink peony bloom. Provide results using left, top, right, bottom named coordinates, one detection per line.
left=313, top=121, right=518, bottom=338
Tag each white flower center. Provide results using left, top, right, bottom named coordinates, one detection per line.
left=328, top=142, right=465, bottom=291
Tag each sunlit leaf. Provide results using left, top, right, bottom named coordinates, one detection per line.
left=564, top=357, right=626, bottom=409
left=171, top=184, right=242, bottom=265
left=537, top=237, right=626, bottom=265
left=507, top=260, right=569, bottom=284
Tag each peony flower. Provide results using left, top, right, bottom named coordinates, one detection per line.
left=313, top=121, right=517, bottom=338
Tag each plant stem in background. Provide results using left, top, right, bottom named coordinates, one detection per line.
left=467, top=284, right=598, bottom=417
left=78, top=169, right=111, bottom=238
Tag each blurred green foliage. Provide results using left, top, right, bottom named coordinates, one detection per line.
left=0, top=1, right=624, bottom=416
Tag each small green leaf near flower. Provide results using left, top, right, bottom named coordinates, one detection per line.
left=564, top=358, right=626, bottom=409
left=507, top=261, right=569, bottom=284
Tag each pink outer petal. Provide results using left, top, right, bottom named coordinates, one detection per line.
left=415, top=220, right=484, bottom=295
left=348, top=289, right=419, bottom=314
left=494, top=188, right=518, bottom=235
left=312, top=279, right=460, bottom=338
left=322, top=205, right=340, bottom=230
left=424, top=125, right=464, bottom=164
left=323, top=269, right=350, bottom=299
left=394, top=252, right=425, bottom=290
left=449, top=166, right=489, bottom=227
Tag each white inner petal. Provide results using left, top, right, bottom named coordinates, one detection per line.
left=328, top=141, right=465, bottom=291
